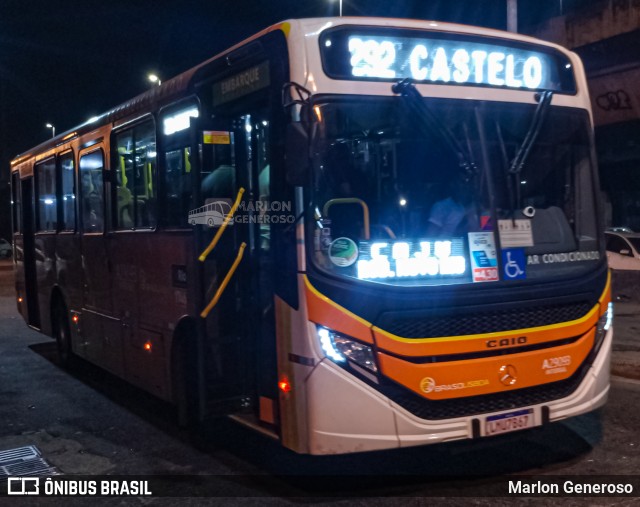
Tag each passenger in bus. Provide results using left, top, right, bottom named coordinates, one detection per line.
left=201, top=145, right=234, bottom=199
left=427, top=174, right=478, bottom=237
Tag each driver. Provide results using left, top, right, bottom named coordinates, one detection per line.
left=427, top=174, right=478, bottom=236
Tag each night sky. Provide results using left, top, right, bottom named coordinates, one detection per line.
left=0, top=0, right=564, bottom=184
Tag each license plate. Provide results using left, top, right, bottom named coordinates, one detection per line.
left=483, top=408, right=535, bottom=436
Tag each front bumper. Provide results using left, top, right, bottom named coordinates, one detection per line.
left=305, top=326, right=612, bottom=455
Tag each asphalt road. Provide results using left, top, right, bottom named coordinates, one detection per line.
left=0, top=262, right=639, bottom=505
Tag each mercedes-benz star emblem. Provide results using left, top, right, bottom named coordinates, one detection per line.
left=499, top=364, right=518, bottom=386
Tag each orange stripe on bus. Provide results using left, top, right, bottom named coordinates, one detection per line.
left=304, top=274, right=610, bottom=359
left=304, top=276, right=374, bottom=344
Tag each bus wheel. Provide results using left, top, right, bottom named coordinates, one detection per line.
left=173, top=338, right=200, bottom=432
left=54, top=302, right=75, bottom=368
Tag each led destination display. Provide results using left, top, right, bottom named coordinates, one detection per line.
left=321, top=28, right=576, bottom=93
left=356, top=238, right=467, bottom=281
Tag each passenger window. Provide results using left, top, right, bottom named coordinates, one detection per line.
left=80, top=150, right=105, bottom=233
left=161, top=103, right=199, bottom=228
left=11, top=172, right=22, bottom=234
left=164, top=147, right=192, bottom=227
left=59, top=152, right=76, bottom=231
left=113, top=119, right=157, bottom=229
left=35, top=158, right=57, bottom=232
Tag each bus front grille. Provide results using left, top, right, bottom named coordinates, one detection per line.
left=377, top=301, right=592, bottom=339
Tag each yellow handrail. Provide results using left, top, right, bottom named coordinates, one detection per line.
left=200, top=242, right=247, bottom=318
left=322, top=198, right=370, bottom=240
left=198, top=187, right=245, bottom=262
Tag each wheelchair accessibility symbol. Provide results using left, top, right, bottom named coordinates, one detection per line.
left=502, top=249, right=526, bottom=280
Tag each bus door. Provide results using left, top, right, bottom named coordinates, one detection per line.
left=78, top=147, right=121, bottom=374
left=193, top=111, right=276, bottom=420
left=231, top=112, right=278, bottom=416
left=21, top=175, right=40, bottom=328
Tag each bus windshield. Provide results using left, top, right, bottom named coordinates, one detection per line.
left=309, top=96, right=601, bottom=286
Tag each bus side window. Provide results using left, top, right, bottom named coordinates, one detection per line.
left=112, top=119, right=157, bottom=229
left=201, top=143, right=234, bottom=201
left=164, top=147, right=192, bottom=227
left=11, top=172, right=22, bottom=234
left=35, top=157, right=57, bottom=232
left=135, top=121, right=157, bottom=228
left=80, top=150, right=105, bottom=233
left=59, top=151, right=76, bottom=231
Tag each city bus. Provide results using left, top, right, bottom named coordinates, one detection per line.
left=10, top=17, right=612, bottom=455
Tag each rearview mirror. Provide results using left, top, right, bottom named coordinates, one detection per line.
left=285, top=123, right=309, bottom=186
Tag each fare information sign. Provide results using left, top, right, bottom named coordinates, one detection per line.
left=321, top=29, right=575, bottom=93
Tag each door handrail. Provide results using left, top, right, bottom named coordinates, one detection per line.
left=200, top=242, right=247, bottom=318
left=198, top=187, right=245, bottom=262
left=322, top=198, right=370, bottom=240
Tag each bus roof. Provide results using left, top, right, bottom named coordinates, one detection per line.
left=11, top=16, right=574, bottom=167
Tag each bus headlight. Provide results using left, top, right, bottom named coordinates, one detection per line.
left=316, top=327, right=378, bottom=374
left=594, top=302, right=613, bottom=350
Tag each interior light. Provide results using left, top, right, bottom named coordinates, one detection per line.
left=17, top=297, right=23, bottom=303
left=399, top=198, right=407, bottom=207
left=72, top=314, right=79, bottom=324
left=163, top=107, right=199, bottom=135
left=144, top=341, right=152, bottom=352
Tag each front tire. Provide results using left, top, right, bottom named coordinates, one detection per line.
left=173, top=337, right=201, bottom=432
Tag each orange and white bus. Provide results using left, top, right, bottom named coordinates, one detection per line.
left=10, top=17, right=612, bottom=454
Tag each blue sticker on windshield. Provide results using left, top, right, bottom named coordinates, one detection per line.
left=502, top=249, right=526, bottom=280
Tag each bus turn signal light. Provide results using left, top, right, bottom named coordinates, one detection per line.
left=278, top=378, right=291, bottom=393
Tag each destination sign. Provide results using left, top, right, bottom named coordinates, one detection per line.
left=212, top=61, right=270, bottom=106
left=320, top=29, right=575, bottom=93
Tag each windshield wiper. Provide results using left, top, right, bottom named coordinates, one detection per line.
left=508, top=90, right=553, bottom=211
left=392, top=78, right=477, bottom=179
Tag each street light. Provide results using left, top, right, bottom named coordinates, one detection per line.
left=46, top=123, right=55, bottom=138
left=148, top=73, right=161, bottom=86
left=330, top=0, right=343, bottom=16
